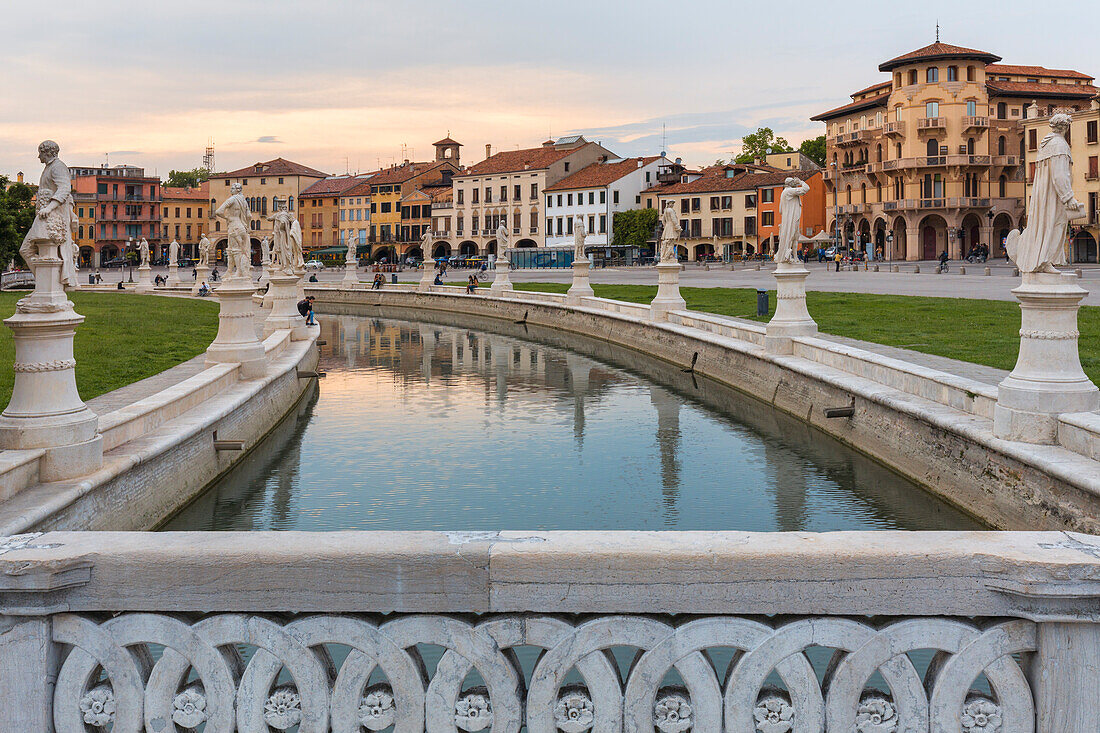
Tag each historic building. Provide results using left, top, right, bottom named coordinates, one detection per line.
left=161, top=182, right=209, bottom=261
left=447, top=136, right=617, bottom=257
left=298, top=175, right=363, bottom=252
left=70, top=164, right=162, bottom=267
left=1022, top=100, right=1100, bottom=263
left=208, top=158, right=327, bottom=262
left=755, top=171, right=827, bottom=253
left=339, top=176, right=375, bottom=254
left=812, top=41, right=1096, bottom=260
left=542, top=156, right=668, bottom=249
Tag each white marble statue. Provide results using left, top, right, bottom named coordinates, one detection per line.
left=496, top=222, right=509, bottom=257
left=214, top=182, right=253, bottom=280
left=197, top=233, right=211, bottom=266
left=776, top=177, right=810, bottom=265
left=573, top=215, right=587, bottom=260
left=267, top=205, right=302, bottom=275
left=347, top=232, right=358, bottom=262
left=20, top=140, right=79, bottom=287
left=420, top=228, right=432, bottom=261
left=658, top=202, right=681, bottom=263
left=1006, top=114, right=1085, bottom=274
left=260, top=235, right=271, bottom=265
left=138, top=238, right=150, bottom=267
left=169, top=239, right=180, bottom=264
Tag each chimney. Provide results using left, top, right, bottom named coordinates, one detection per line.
left=485, top=144, right=492, bottom=160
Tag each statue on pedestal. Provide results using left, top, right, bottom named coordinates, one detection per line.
left=20, top=140, right=79, bottom=288
left=197, top=233, right=211, bottom=266
left=169, top=239, right=180, bottom=264
left=658, top=202, right=681, bottom=263
left=259, top=236, right=270, bottom=266
left=495, top=222, right=509, bottom=258
left=346, top=232, right=357, bottom=263
left=214, top=182, right=253, bottom=280
left=139, top=238, right=150, bottom=267
left=267, top=204, right=303, bottom=275
left=776, top=177, right=810, bottom=265
left=573, top=215, right=587, bottom=260
left=420, top=228, right=432, bottom=262
left=1006, top=114, right=1085, bottom=274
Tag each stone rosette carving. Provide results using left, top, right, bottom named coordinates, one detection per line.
left=172, top=685, right=207, bottom=728
left=654, top=689, right=693, bottom=733
left=961, top=696, right=1003, bottom=733
left=754, top=694, right=794, bottom=733
left=263, top=686, right=302, bottom=730
left=358, top=684, right=396, bottom=731
left=79, top=684, right=115, bottom=727
left=855, top=695, right=899, bottom=733
left=554, top=685, right=595, bottom=732
left=455, top=688, right=493, bottom=731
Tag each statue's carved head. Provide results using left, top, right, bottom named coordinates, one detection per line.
left=1050, top=113, right=1072, bottom=134
left=37, top=140, right=60, bottom=163
left=230, top=182, right=243, bottom=194
left=785, top=177, right=802, bottom=188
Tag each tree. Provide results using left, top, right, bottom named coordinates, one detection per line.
left=734, top=127, right=793, bottom=164
left=165, top=168, right=209, bottom=188
left=611, top=208, right=660, bottom=249
left=799, top=135, right=826, bottom=167
left=0, top=178, right=36, bottom=268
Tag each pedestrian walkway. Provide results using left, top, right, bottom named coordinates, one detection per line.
left=86, top=355, right=210, bottom=414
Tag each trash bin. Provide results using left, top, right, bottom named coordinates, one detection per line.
left=88, top=274, right=95, bottom=285
left=391, top=274, right=398, bottom=284
left=756, top=289, right=769, bottom=316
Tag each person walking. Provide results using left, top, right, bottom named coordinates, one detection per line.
left=834, top=251, right=842, bottom=272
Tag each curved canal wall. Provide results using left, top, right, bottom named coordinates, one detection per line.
left=308, top=284, right=1100, bottom=532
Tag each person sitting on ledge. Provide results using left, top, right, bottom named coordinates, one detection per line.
left=371, top=273, right=384, bottom=290
left=197, top=281, right=210, bottom=297
left=116, top=281, right=124, bottom=290
left=308, top=273, right=318, bottom=282
left=296, top=295, right=316, bottom=325
left=433, top=272, right=443, bottom=285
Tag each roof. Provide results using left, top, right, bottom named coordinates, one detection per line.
left=879, top=42, right=1000, bottom=72
left=433, top=137, right=462, bottom=146
left=210, top=157, right=328, bottom=179
left=543, top=156, right=663, bottom=192
left=343, top=179, right=375, bottom=197
left=852, top=80, right=893, bottom=97
left=367, top=161, right=448, bottom=186
left=427, top=186, right=453, bottom=203
left=986, top=80, right=1098, bottom=99
left=298, top=175, right=367, bottom=197
left=986, top=64, right=1093, bottom=81
left=644, top=169, right=819, bottom=196
left=811, top=91, right=891, bottom=121
left=161, top=182, right=209, bottom=200
left=460, top=144, right=581, bottom=176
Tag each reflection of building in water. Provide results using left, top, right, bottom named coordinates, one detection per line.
left=650, top=385, right=681, bottom=524
left=761, top=438, right=810, bottom=532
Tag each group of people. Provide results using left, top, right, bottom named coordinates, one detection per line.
left=965, top=244, right=990, bottom=263
left=466, top=273, right=481, bottom=293
left=370, top=273, right=386, bottom=290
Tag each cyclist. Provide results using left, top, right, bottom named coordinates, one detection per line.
left=938, top=250, right=949, bottom=273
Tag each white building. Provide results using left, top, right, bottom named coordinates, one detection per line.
left=543, top=156, right=668, bottom=248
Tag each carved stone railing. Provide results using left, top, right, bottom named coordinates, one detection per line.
left=4, top=530, right=1100, bottom=731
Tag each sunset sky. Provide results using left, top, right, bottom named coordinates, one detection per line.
left=3, top=0, right=1097, bottom=179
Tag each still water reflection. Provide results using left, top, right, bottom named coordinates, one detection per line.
left=164, top=314, right=980, bottom=531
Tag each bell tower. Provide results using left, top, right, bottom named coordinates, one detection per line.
left=433, top=135, right=462, bottom=164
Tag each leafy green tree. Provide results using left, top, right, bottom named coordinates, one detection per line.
left=799, top=135, right=826, bottom=167
left=611, top=208, right=660, bottom=249
left=165, top=168, right=209, bottom=188
left=0, top=178, right=36, bottom=268
left=734, top=127, right=793, bottom=164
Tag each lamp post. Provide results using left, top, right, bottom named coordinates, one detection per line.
left=126, top=237, right=134, bottom=283
left=987, top=209, right=995, bottom=256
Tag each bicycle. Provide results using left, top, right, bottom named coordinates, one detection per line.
left=938, top=260, right=950, bottom=274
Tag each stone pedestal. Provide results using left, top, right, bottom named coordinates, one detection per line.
left=258, top=263, right=273, bottom=287
left=206, top=277, right=267, bottom=379
left=135, top=263, right=153, bottom=293
left=342, top=257, right=359, bottom=286
left=0, top=242, right=102, bottom=481
left=993, top=272, right=1099, bottom=444
left=418, top=258, right=436, bottom=293
left=263, top=274, right=310, bottom=340
left=566, top=257, right=594, bottom=304
left=765, top=263, right=817, bottom=354
left=650, top=260, right=686, bottom=321
left=192, top=264, right=211, bottom=295
left=166, top=263, right=180, bottom=287
left=489, top=254, right=512, bottom=294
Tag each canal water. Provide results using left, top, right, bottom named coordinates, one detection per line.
left=163, top=313, right=980, bottom=531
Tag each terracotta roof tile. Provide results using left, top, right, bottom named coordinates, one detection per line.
left=433, top=137, right=462, bottom=146
left=987, top=80, right=1098, bottom=99
left=644, top=170, right=820, bottom=196
left=879, top=42, right=1000, bottom=71
left=852, top=80, right=893, bottom=97
left=543, top=157, right=663, bottom=192
left=210, top=157, right=328, bottom=179
left=986, top=63, right=1093, bottom=81
left=161, top=182, right=209, bottom=200
left=460, top=145, right=580, bottom=176
left=811, top=91, right=891, bottom=121
left=299, top=175, right=368, bottom=197
left=366, top=161, right=448, bottom=186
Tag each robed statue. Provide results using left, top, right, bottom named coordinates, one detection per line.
left=169, top=239, right=180, bottom=264
left=1006, top=114, right=1085, bottom=273
left=573, top=215, right=587, bottom=260
left=214, top=182, right=253, bottom=280
left=198, top=233, right=211, bottom=266
left=658, top=202, right=681, bottom=263
left=139, top=238, right=150, bottom=267
left=420, top=228, right=432, bottom=262
left=20, top=140, right=79, bottom=288
left=260, top=235, right=272, bottom=266
left=775, top=177, right=810, bottom=265
left=496, top=222, right=509, bottom=258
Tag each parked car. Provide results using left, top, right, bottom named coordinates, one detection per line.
left=102, top=257, right=127, bottom=268
left=304, top=260, right=325, bottom=272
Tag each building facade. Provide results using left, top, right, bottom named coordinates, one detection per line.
left=446, top=136, right=617, bottom=257
left=1022, top=100, right=1100, bottom=263
left=367, top=159, right=460, bottom=261
left=812, top=42, right=1096, bottom=260
left=298, top=175, right=363, bottom=252
left=542, top=156, right=668, bottom=249
left=754, top=170, right=827, bottom=253
left=161, top=182, right=209, bottom=261
left=70, top=165, right=162, bottom=267
left=339, top=177, right=375, bottom=254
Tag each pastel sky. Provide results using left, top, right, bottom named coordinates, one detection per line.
left=2, top=0, right=1097, bottom=179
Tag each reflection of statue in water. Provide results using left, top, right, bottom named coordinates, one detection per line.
left=658, top=202, right=681, bottom=263
left=20, top=140, right=79, bottom=288
left=1006, top=114, right=1085, bottom=274
left=650, top=386, right=681, bottom=524
left=214, top=182, right=253, bottom=279
left=775, top=177, right=809, bottom=264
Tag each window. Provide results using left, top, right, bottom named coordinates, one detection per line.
left=500, top=185, right=507, bottom=201
left=908, top=69, right=918, bottom=85
left=381, top=202, right=392, bottom=213
left=567, top=193, right=573, bottom=206
left=947, top=66, right=958, bottom=82
left=278, top=178, right=284, bottom=184
left=613, top=190, right=619, bottom=205
left=925, top=101, right=939, bottom=117
left=722, top=196, right=732, bottom=209
left=691, top=197, right=700, bottom=212
left=485, top=187, right=492, bottom=203
left=472, top=189, right=479, bottom=204
left=1089, top=156, right=1099, bottom=180
left=681, top=199, right=690, bottom=214
left=1029, top=129, right=1038, bottom=151
left=599, top=190, right=606, bottom=204
left=457, top=190, right=464, bottom=204
left=555, top=218, right=562, bottom=236
left=588, top=192, right=594, bottom=205
left=564, top=162, right=570, bottom=172
left=1088, top=121, right=1099, bottom=144
left=546, top=217, right=553, bottom=234
left=588, top=215, right=595, bottom=234
left=967, top=65, right=976, bottom=82
left=762, top=212, right=774, bottom=226
left=762, top=189, right=774, bottom=203
left=530, top=212, right=537, bottom=230
left=710, top=196, right=720, bottom=211
left=998, top=136, right=1006, bottom=156
left=967, top=100, right=976, bottom=116
left=557, top=195, right=562, bottom=207
left=927, top=138, right=939, bottom=157
left=599, top=214, right=606, bottom=233
left=566, top=217, right=573, bottom=234
left=514, top=185, right=521, bottom=200
left=997, top=102, right=1007, bottom=120
left=926, top=67, right=938, bottom=83
left=895, top=106, right=902, bottom=122
left=530, top=183, right=537, bottom=199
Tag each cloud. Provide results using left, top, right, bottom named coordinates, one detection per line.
left=254, top=136, right=282, bottom=144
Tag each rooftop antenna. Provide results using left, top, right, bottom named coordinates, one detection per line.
left=935, top=21, right=940, bottom=42
left=345, top=156, right=350, bottom=175
left=661, top=124, right=667, bottom=156
left=202, top=138, right=215, bottom=173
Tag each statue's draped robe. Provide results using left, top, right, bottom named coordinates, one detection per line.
left=1008, top=133, right=1074, bottom=272
left=22, top=158, right=79, bottom=286
left=217, top=194, right=252, bottom=278
left=776, top=181, right=810, bottom=264
left=659, top=208, right=680, bottom=262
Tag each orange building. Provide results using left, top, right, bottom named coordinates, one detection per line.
left=70, top=164, right=162, bottom=266
left=755, top=170, right=826, bottom=253
left=298, top=175, right=363, bottom=251
left=161, top=182, right=209, bottom=261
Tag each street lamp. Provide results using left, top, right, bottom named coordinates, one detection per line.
left=126, top=237, right=134, bottom=283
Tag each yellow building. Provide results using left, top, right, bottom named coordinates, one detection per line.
left=207, top=158, right=327, bottom=262
left=298, top=175, right=363, bottom=252
left=1022, top=100, right=1100, bottom=263
left=812, top=41, right=1096, bottom=260
left=161, top=182, right=209, bottom=261
left=367, top=153, right=460, bottom=261
left=73, top=191, right=97, bottom=268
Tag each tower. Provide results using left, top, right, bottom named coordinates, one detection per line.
left=433, top=135, right=461, bottom=164
left=202, top=139, right=215, bottom=173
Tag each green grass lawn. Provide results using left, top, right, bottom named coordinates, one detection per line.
left=510, top=282, right=1100, bottom=385
left=0, top=292, right=219, bottom=405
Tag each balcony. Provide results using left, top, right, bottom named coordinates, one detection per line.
left=837, top=203, right=869, bottom=214
left=529, top=227, right=538, bottom=234
left=992, top=155, right=1019, bottom=167
left=916, top=117, right=946, bottom=132
left=963, top=116, right=989, bottom=130
left=883, top=121, right=905, bottom=137
left=946, top=197, right=991, bottom=208
left=835, top=132, right=861, bottom=147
